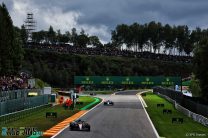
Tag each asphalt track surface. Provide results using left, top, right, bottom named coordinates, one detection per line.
left=55, top=90, right=157, bottom=138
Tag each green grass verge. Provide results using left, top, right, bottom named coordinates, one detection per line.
left=0, top=96, right=101, bottom=138
left=143, top=92, right=208, bottom=138
left=80, top=98, right=100, bottom=110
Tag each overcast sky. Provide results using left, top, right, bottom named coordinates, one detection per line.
left=1, top=0, right=208, bottom=43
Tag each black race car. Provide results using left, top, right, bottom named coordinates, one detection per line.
left=104, top=100, right=114, bottom=106
left=69, top=119, right=90, bottom=131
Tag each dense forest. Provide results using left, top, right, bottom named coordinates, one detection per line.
left=22, top=49, right=192, bottom=87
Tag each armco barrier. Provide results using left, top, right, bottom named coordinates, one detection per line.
left=153, top=87, right=208, bottom=117
left=0, top=104, right=52, bottom=125
left=0, top=95, right=49, bottom=115
left=155, top=90, right=208, bottom=127
left=175, top=103, right=208, bottom=127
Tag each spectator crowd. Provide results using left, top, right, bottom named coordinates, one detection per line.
left=0, top=72, right=31, bottom=91
left=28, top=44, right=192, bottom=63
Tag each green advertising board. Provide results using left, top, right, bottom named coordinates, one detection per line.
left=74, top=76, right=181, bottom=86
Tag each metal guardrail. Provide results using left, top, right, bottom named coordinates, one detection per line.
left=175, top=103, right=208, bottom=127
left=0, top=104, right=52, bottom=125
left=153, top=87, right=208, bottom=117
left=156, top=92, right=208, bottom=127
left=0, top=94, right=49, bottom=115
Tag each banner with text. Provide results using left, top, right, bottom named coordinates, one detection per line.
left=74, top=76, right=181, bottom=86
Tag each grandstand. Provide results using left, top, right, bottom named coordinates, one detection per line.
left=0, top=72, right=32, bottom=91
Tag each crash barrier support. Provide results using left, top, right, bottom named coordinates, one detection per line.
left=157, top=103, right=164, bottom=107
left=163, top=109, right=172, bottom=114
left=172, top=118, right=183, bottom=123
left=0, top=95, right=49, bottom=115
left=46, top=112, right=57, bottom=118
left=0, top=104, right=52, bottom=125
left=155, top=92, right=208, bottom=127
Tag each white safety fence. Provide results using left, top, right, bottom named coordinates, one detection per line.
left=157, top=92, right=208, bottom=127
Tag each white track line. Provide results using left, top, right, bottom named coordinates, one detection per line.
left=52, top=98, right=104, bottom=138
left=137, top=91, right=160, bottom=138
left=137, top=94, right=147, bottom=107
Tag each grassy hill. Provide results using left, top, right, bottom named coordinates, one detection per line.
left=22, top=49, right=192, bottom=88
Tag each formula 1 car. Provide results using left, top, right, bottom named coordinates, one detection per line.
left=104, top=100, right=114, bottom=106
left=69, top=119, right=90, bottom=131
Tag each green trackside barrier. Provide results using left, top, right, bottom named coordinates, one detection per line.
left=0, top=104, right=51, bottom=125
left=80, top=97, right=100, bottom=110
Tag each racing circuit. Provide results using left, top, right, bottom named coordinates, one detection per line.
left=55, top=90, right=158, bottom=138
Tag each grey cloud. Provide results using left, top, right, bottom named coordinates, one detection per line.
left=1, top=0, right=208, bottom=42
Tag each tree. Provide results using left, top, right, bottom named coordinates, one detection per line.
left=147, top=21, right=162, bottom=53
left=184, top=39, right=193, bottom=56
left=104, top=42, right=114, bottom=49
left=176, top=25, right=190, bottom=55
left=130, top=23, right=141, bottom=51
left=111, top=30, right=122, bottom=48
left=89, top=36, right=102, bottom=47
left=56, top=30, right=70, bottom=44
left=193, top=37, right=208, bottom=101
left=20, top=25, right=27, bottom=46
left=0, top=3, right=13, bottom=74
left=77, top=34, right=89, bottom=47
left=111, top=24, right=130, bottom=49
left=164, top=24, right=174, bottom=54
left=32, top=30, right=47, bottom=44
left=190, top=27, right=201, bottom=45
left=110, top=22, right=206, bottom=55
left=0, top=3, right=23, bottom=75
left=63, top=31, right=71, bottom=43
left=70, top=28, right=78, bottom=46
left=13, top=27, right=24, bottom=72
left=80, top=29, right=85, bottom=35
left=47, top=25, right=56, bottom=44
left=189, top=74, right=202, bottom=97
